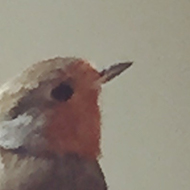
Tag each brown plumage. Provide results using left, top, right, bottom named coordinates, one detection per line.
left=0, top=57, right=132, bottom=190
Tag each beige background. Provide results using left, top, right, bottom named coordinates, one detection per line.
left=0, top=1, right=190, bottom=190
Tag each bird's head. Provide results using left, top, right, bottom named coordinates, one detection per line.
left=0, top=57, right=132, bottom=159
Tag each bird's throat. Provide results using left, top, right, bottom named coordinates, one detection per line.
left=46, top=90, right=101, bottom=159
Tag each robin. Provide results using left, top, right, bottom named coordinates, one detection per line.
left=0, top=57, right=132, bottom=190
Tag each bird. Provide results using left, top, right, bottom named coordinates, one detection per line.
left=0, top=57, right=132, bottom=190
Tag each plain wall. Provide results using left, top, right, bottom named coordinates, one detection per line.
left=0, top=1, right=189, bottom=190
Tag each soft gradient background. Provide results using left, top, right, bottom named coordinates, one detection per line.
left=0, top=1, right=189, bottom=190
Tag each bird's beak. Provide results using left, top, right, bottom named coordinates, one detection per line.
left=99, top=62, right=133, bottom=84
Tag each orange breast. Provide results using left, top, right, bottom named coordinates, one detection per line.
left=45, top=87, right=101, bottom=159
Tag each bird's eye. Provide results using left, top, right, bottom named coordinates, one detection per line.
left=51, top=83, right=74, bottom=102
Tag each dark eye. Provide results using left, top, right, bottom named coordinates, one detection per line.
left=51, top=83, right=74, bottom=102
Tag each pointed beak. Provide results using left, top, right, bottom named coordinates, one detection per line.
left=99, top=62, right=133, bottom=84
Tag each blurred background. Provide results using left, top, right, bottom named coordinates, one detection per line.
left=0, top=1, right=190, bottom=189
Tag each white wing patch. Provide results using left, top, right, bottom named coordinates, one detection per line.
left=0, top=114, right=33, bottom=149
left=0, top=112, right=47, bottom=154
